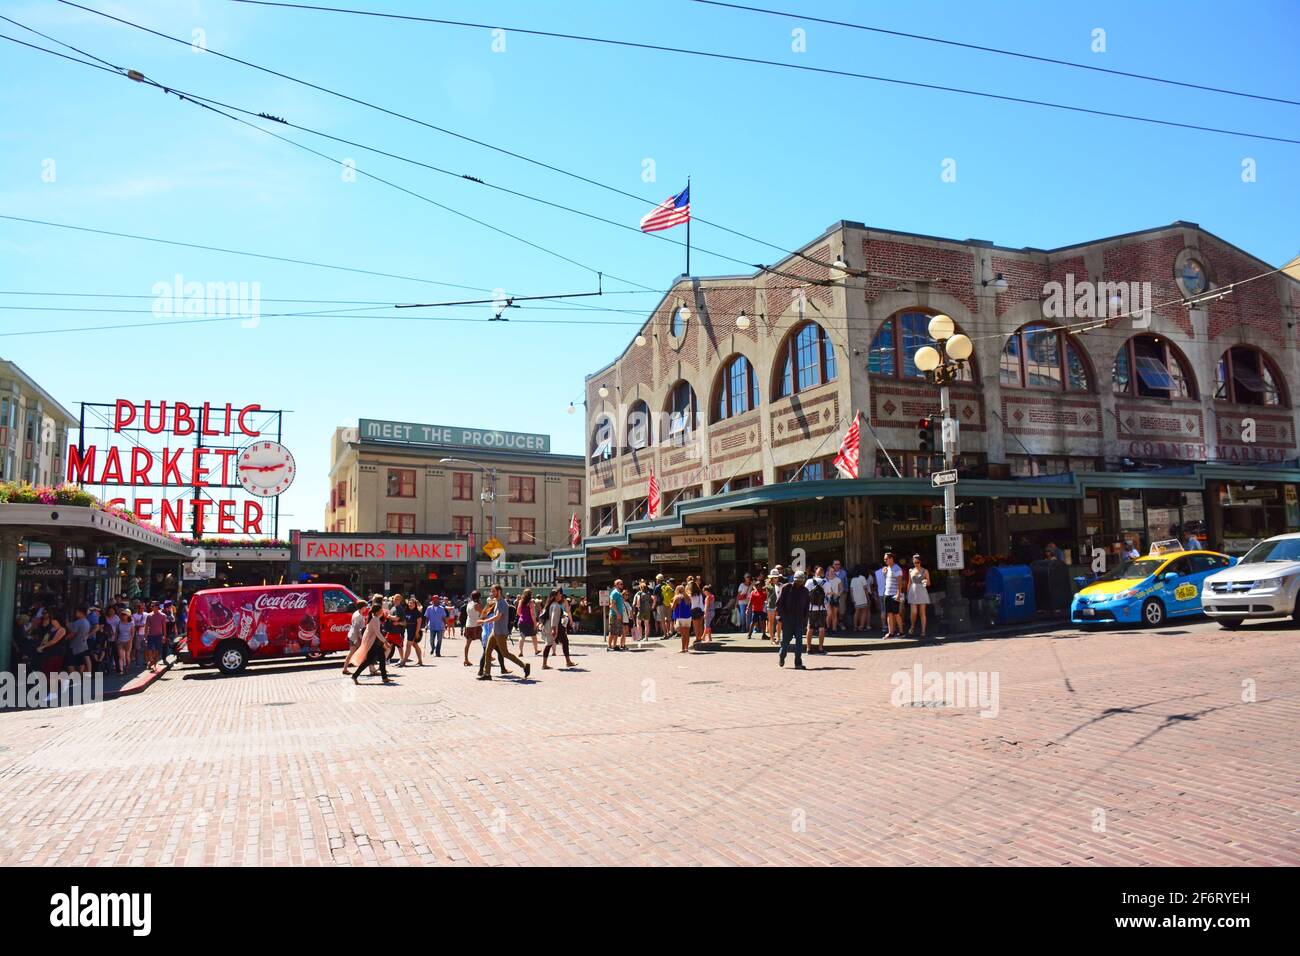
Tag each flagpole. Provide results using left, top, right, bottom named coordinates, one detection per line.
left=685, top=175, right=691, bottom=277
left=859, top=412, right=903, bottom=478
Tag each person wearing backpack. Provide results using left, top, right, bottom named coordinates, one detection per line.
left=804, top=566, right=829, bottom=655
left=635, top=581, right=656, bottom=641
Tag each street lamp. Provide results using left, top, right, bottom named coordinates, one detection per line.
left=912, top=314, right=972, bottom=632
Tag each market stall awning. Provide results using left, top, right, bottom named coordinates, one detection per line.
left=0, top=503, right=191, bottom=557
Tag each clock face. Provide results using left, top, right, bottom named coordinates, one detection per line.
left=237, top=441, right=295, bottom=498
left=1177, top=259, right=1207, bottom=297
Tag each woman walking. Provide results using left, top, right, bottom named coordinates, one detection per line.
left=906, top=554, right=932, bottom=639
left=342, top=600, right=368, bottom=675
left=382, top=593, right=405, bottom=663
left=351, top=600, right=393, bottom=684
left=400, top=595, right=425, bottom=667
left=515, top=588, right=540, bottom=656
left=541, top=589, right=576, bottom=669
left=671, top=585, right=693, bottom=653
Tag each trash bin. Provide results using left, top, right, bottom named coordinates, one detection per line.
left=1031, top=558, right=1074, bottom=612
left=983, top=564, right=1035, bottom=626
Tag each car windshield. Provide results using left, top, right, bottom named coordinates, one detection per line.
left=1240, top=538, right=1300, bottom=564
left=1109, top=558, right=1163, bottom=581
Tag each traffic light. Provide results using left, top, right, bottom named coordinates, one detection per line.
left=918, top=416, right=935, bottom=453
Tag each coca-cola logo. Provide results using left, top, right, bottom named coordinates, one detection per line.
left=253, top=592, right=310, bottom=612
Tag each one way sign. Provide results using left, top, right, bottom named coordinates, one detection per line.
left=931, top=469, right=959, bottom=488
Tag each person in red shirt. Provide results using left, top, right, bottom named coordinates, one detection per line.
left=745, top=583, right=767, bottom=639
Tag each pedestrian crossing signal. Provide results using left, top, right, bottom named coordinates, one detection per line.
left=918, top=417, right=935, bottom=453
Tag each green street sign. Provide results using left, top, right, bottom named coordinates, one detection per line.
left=358, top=418, right=550, bottom=453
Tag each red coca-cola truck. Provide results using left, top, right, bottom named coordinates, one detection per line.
left=180, top=583, right=363, bottom=675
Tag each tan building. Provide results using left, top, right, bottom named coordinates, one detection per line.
left=0, top=358, right=76, bottom=486
left=324, top=418, right=585, bottom=563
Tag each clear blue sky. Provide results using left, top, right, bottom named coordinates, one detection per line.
left=1, top=0, right=1297, bottom=532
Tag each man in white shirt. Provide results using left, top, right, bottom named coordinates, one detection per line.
left=875, top=553, right=905, bottom=638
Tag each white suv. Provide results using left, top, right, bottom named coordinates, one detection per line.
left=1201, top=532, right=1300, bottom=629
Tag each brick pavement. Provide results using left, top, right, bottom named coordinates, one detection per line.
left=0, top=618, right=1296, bottom=866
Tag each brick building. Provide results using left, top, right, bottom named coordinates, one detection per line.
left=526, top=221, right=1300, bottom=602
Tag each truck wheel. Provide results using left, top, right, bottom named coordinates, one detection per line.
left=215, top=640, right=250, bottom=675
left=1141, top=598, right=1166, bottom=627
left=1218, top=617, right=1244, bottom=630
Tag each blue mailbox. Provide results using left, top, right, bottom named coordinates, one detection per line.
left=984, top=564, right=1036, bottom=625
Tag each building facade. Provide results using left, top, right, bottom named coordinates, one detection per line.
left=564, top=220, right=1300, bottom=600
left=0, top=359, right=75, bottom=486
left=324, top=419, right=585, bottom=564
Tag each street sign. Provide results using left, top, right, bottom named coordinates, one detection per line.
left=931, top=469, right=959, bottom=488
left=491, top=557, right=519, bottom=573
left=942, top=418, right=959, bottom=445
left=936, top=532, right=964, bottom=570
left=483, top=537, right=505, bottom=559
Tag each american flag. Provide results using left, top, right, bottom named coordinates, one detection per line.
left=639, top=185, right=690, bottom=232
left=647, top=465, right=661, bottom=519
left=832, top=413, right=862, bottom=479
left=568, top=512, right=581, bottom=547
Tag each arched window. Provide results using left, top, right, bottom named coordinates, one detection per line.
left=664, top=380, right=698, bottom=447
left=869, top=310, right=974, bottom=381
left=626, top=399, right=651, bottom=449
left=712, top=355, right=760, bottom=422
left=774, top=322, right=837, bottom=398
left=1113, top=335, right=1197, bottom=400
left=1000, top=323, right=1092, bottom=391
left=1216, top=346, right=1286, bottom=406
left=590, top=413, right=615, bottom=460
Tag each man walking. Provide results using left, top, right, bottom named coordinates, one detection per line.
left=479, top=585, right=530, bottom=680
left=775, top=571, right=809, bottom=669
left=423, top=596, right=447, bottom=657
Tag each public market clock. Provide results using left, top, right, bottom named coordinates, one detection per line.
left=1176, top=258, right=1208, bottom=298
left=237, top=441, right=296, bottom=497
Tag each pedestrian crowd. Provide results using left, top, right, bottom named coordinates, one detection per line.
left=342, top=585, right=578, bottom=684
left=11, top=595, right=184, bottom=678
